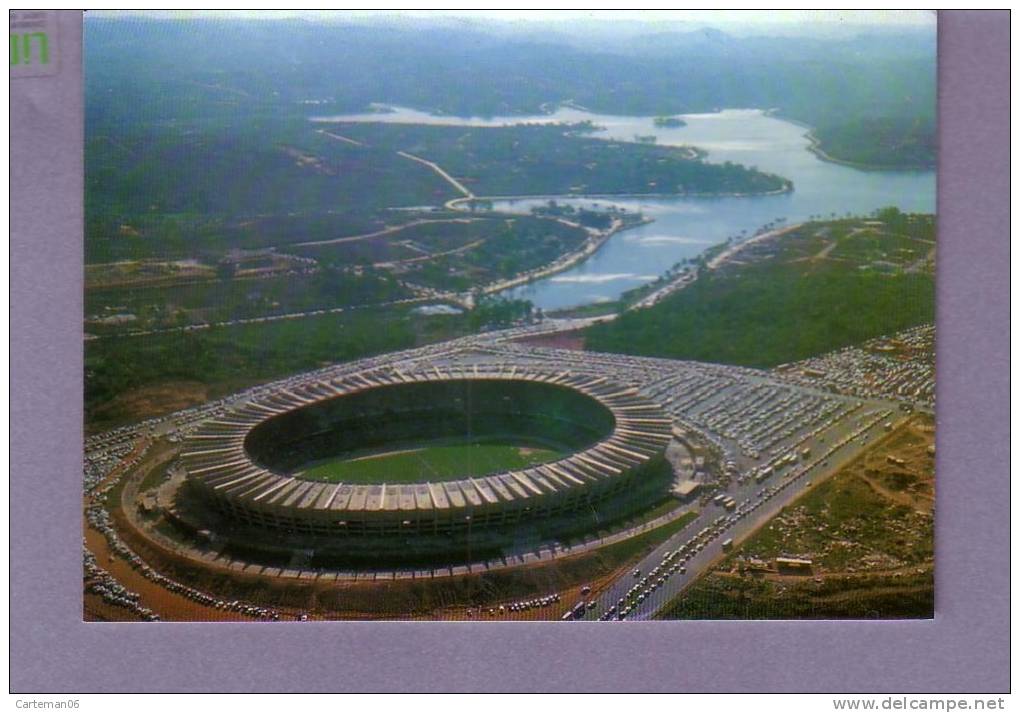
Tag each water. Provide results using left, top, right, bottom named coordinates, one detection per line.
left=311, top=107, right=936, bottom=309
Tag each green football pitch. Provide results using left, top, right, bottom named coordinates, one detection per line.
left=298, top=439, right=567, bottom=484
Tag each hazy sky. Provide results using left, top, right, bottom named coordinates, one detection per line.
left=92, top=9, right=936, bottom=29
left=340, top=10, right=935, bottom=25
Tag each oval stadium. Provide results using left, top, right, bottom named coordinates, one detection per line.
left=180, top=363, right=673, bottom=541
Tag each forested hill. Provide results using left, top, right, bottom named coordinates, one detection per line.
left=809, top=117, right=937, bottom=170
left=584, top=213, right=936, bottom=367
left=86, top=16, right=934, bottom=168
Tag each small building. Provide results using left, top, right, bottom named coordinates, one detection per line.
left=744, top=557, right=770, bottom=572
left=672, top=479, right=701, bottom=500
left=138, top=493, right=159, bottom=514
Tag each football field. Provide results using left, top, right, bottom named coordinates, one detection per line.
left=299, top=440, right=567, bottom=484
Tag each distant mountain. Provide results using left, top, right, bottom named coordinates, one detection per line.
left=86, top=15, right=935, bottom=160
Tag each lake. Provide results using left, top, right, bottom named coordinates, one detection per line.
left=312, top=107, right=936, bottom=309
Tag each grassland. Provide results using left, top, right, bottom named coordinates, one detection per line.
left=85, top=268, right=411, bottom=334
left=85, top=293, right=543, bottom=432
left=299, top=439, right=566, bottom=484
left=659, top=415, right=934, bottom=619
left=586, top=212, right=935, bottom=368
left=84, top=306, right=461, bottom=432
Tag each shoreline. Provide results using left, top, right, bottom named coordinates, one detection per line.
left=705, top=221, right=805, bottom=271
left=624, top=221, right=806, bottom=312
left=476, top=215, right=654, bottom=298
left=444, top=182, right=793, bottom=212
left=804, top=131, right=935, bottom=173
left=771, top=111, right=935, bottom=173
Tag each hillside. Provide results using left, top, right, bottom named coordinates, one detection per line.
left=585, top=211, right=936, bottom=367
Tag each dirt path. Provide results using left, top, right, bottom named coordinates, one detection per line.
left=905, top=245, right=936, bottom=273
left=373, top=238, right=485, bottom=268
left=316, top=129, right=365, bottom=147
left=856, top=471, right=932, bottom=512
left=291, top=218, right=481, bottom=248
left=319, top=127, right=472, bottom=202
left=396, top=150, right=474, bottom=198
left=811, top=240, right=837, bottom=261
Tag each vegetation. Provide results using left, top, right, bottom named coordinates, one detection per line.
left=331, top=122, right=790, bottom=197
left=812, top=116, right=936, bottom=169
left=587, top=269, right=934, bottom=368
left=585, top=214, right=935, bottom=368
left=86, top=16, right=934, bottom=143
left=658, top=571, right=933, bottom=619
left=546, top=301, right=621, bottom=320
left=653, top=116, right=686, bottom=128
left=291, top=219, right=495, bottom=265
left=85, top=294, right=546, bottom=431
left=467, top=296, right=535, bottom=330
left=82, top=14, right=935, bottom=430
left=85, top=307, right=435, bottom=429
left=85, top=121, right=460, bottom=263
left=85, top=268, right=410, bottom=332
left=530, top=202, right=615, bottom=229
left=292, top=215, right=590, bottom=293
left=659, top=416, right=934, bottom=619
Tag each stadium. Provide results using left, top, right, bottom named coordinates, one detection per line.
left=179, top=362, right=674, bottom=548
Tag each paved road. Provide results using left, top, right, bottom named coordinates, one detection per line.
left=579, top=408, right=905, bottom=621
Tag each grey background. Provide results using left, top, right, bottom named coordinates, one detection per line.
left=9, top=10, right=1010, bottom=692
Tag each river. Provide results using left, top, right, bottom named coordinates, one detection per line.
left=311, top=107, right=936, bottom=310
